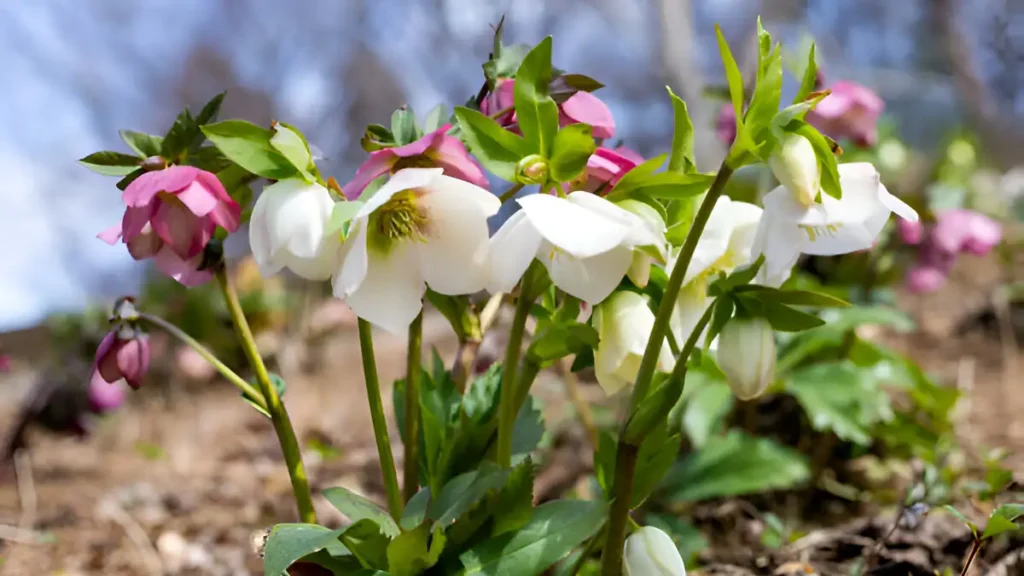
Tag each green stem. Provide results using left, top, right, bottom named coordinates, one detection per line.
left=138, top=312, right=266, bottom=412
left=569, top=524, right=608, bottom=576
left=403, top=313, right=423, bottom=503
left=666, top=303, right=716, bottom=383
left=215, top=267, right=315, bottom=524
left=601, top=163, right=736, bottom=576
left=512, top=358, right=543, bottom=417
left=496, top=264, right=538, bottom=468
left=499, top=182, right=525, bottom=203
left=357, top=319, right=403, bottom=520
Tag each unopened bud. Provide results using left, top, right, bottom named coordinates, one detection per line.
left=623, top=526, right=687, bottom=576
left=717, top=317, right=776, bottom=400
left=516, top=154, right=549, bottom=185
left=141, top=156, right=167, bottom=172
left=769, top=133, right=820, bottom=207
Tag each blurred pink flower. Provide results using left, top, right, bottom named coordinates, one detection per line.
left=906, top=265, right=948, bottom=293
left=88, top=369, right=127, bottom=413
left=585, top=146, right=643, bottom=191
left=95, top=329, right=151, bottom=389
left=480, top=79, right=616, bottom=139
left=716, top=105, right=737, bottom=145
left=0, top=354, right=9, bottom=372
left=897, top=219, right=924, bottom=245
left=932, top=209, right=1002, bottom=256
left=98, top=166, right=240, bottom=287
left=342, top=125, right=488, bottom=199
left=807, top=81, right=884, bottom=148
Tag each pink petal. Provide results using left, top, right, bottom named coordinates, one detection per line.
left=154, top=247, right=214, bottom=287
left=122, top=165, right=201, bottom=207
left=897, top=219, right=924, bottom=245
left=115, top=337, right=149, bottom=389
left=613, top=146, right=644, bottom=166
left=430, top=134, right=490, bottom=189
left=151, top=199, right=210, bottom=260
left=587, top=147, right=640, bottom=186
left=126, top=227, right=163, bottom=260
left=560, top=91, right=615, bottom=139
left=96, top=332, right=122, bottom=383
left=174, top=179, right=220, bottom=217
left=194, top=170, right=241, bottom=232
left=122, top=205, right=156, bottom=242
left=962, top=213, right=1002, bottom=255
left=390, top=128, right=442, bottom=157
left=341, top=151, right=397, bottom=200
left=88, top=369, right=126, bottom=412
left=98, top=223, right=123, bottom=245
left=906, top=266, right=947, bottom=293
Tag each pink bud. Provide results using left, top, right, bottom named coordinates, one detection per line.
left=559, top=91, right=615, bottom=139
left=585, top=146, right=642, bottom=191
left=88, top=369, right=126, bottom=413
left=897, top=219, right=924, bottom=245
left=906, top=265, right=948, bottom=293
left=479, top=79, right=516, bottom=127
left=807, top=81, right=884, bottom=148
left=95, top=330, right=151, bottom=389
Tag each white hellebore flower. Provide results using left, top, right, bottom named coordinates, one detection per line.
left=669, top=197, right=762, bottom=346
left=249, top=179, right=339, bottom=280
left=592, top=291, right=673, bottom=395
left=755, top=134, right=918, bottom=287
left=623, top=526, right=687, bottom=576
left=332, top=167, right=500, bottom=334
left=716, top=316, right=776, bottom=400
left=489, top=191, right=666, bottom=305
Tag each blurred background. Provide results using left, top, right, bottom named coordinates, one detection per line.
left=0, top=0, right=1023, bottom=574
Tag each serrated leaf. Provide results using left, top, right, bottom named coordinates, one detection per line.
left=119, top=130, right=164, bottom=158
left=749, top=298, right=825, bottom=332
left=789, top=120, right=842, bottom=200
left=201, top=120, right=300, bottom=180
left=982, top=504, right=1024, bottom=539
left=785, top=362, right=892, bottom=445
left=744, top=20, right=783, bottom=141
left=491, top=458, right=536, bottom=536
left=387, top=523, right=445, bottom=576
left=115, top=168, right=144, bottom=191
left=162, top=108, right=198, bottom=159
left=610, top=153, right=667, bottom=192
left=714, top=25, right=755, bottom=156
left=428, top=465, right=507, bottom=527
left=78, top=151, right=142, bottom=176
left=456, top=499, right=607, bottom=575
left=340, top=519, right=392, bottom=570
left=513, top=37, right=559, bottom=156
left=322, top=486, right=400, bottom=538
left=736, top=287, right=849, bottom=308
left=548, top=124, right=596, bottom=182
left=680, top=376, right=733, bottom=447
left=526, top=322, right=599, bottom=363
left=263, top=523, right=345, bottom=576
left=624, top=376, right=683, bottom=444
left=631, top=427, right=682, bottom=507
left=194, top=92, right=226, bottom=128
left=453, top=107, right=531, bottom=181
left=663, top=431, right=810, bottom=502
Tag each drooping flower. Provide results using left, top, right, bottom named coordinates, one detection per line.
left=489, top=191, right=666, bottom=305
left=669, top=197, right=762, bottom=345
left=332, top=168, right=500, bottom=334
left=88, top=369, right=127, bottom=413
left=480, top=79, right=616, bottom=139
left=754, top=162, right=918, bottom=287
left=623, top=526, right=687, bottom=576
left=342, top=125, right=488, bottom=200
left=592, top=291, right=673, bottom=395
left=807, top=80, right=884, bottom=148
left=584, top=146, right=643, bottom=192
left=98, top=165, right=241, bottom=287
left=716, top=317, right=776, bottom=400
left=95, top=327, right=151, bottom=389
left=249, top=179, right=340, bottom=280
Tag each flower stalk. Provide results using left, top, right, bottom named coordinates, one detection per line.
left=402, top=312, right=423, bottom=502
left=357, top=319, right=404, bottom=519
left=495, top=263, right=540, bottom=468
left=215, top=266, right=315, bottom=524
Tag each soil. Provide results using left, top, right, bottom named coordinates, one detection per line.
left=0, top=256, right=1021, bottom=576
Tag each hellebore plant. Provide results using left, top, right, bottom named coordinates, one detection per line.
left=79, top=16, right=921, bottom=576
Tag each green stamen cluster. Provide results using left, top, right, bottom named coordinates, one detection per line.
left=368, top=190, right=428, bottom=253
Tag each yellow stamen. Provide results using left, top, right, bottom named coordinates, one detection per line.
left=368, top=189, right=429, bottom=253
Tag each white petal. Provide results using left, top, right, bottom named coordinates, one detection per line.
left=518, top=193, right=629, bottom=258
left=544, top=244, right=633, bottom=304
left=671, top=282, right=711, bottom=348
left=879, top=183, right=918, bottom=222
left=568, top=192, right=665, bottom=248
left=271, top=181, right=333, bottom=259
left=678, top=196, right=734, bottom=285
left=761, top=183, right=874, bottom=257
left=332, top=219, right=370, bottom=298
left=417, top=181, right=496, bottom=294
left=359, top=167, right=445, bottom=218
left=724, top=202, right=763, bottom=265
left=752, top=208, right=803, bottom=288
left=248, top=186, right=282, bottom=276
left=342, top=242, right=426, bottom=335
left=488, top=210, right=543, bottom=293
left=279, top=236, right=340, bottom=280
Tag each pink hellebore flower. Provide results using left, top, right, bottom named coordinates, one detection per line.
left=0, top=354, right=9, bottom=372
left=342, top=124, right=488, bottom=200
left=480, top=78, right=616, bottom=139
left=807, top=81, right=884, bottom=148
left=95, top=329, right=151, bottom=389
left=931, top=209, right=1002, bottom=256
left=585, top=146, right=643, bottom=192
left=98, top=166, right=241, bottom=287
left=88, top=369, right=127, bottom=413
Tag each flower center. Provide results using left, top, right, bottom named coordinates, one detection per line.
left=798, top=222, right=843, bottom=242
left=367, top=189, right=428, bottom=253
left=392, top=155, right=436, bottom=171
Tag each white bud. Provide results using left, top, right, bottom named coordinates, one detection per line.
left=769, top=133, right=820, bottom=207
left=249, top=180, right=340, bottom=280
left=593, top=292, right=673, bottom=395
left=717, top=317, right=776, bottom=400
left=623, top=526, right=687, bottom=576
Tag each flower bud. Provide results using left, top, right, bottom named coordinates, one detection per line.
left=717, top=317, right=776, bottom=400
left=88, top=369, right=126, bottom=413
left=516, top=154, right=549, bottom=185
left=769, top=133, right=820, bottom=207
left=593, top=292, right=673, bottom=395
left=95, top=327, right=151, bottom=389
left=623, top=526, right=687, bottom=576
left=141, top=155, right=167, bottom=171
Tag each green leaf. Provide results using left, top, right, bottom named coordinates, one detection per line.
left=549, top=73, right=605, bottom=103
left=611, top=153, right=667, bottom=192
left=419, top=365, right=461, bottom=489
left=605, top=172, right=715, bottom=202
left=423, top=104, right=449, bottom=133
left=746, top=297, right=825, bottom=332
left=744, top=19, right=784, bottom=141
left=194, top=92, right=226, bottom=129
left=942, top=505, right=978, bottom=537
left=391, top=107, right=419, bottom=146
left=491, top=458, right=536, bottom=536
left=511, top=395, right=545, bottom=458
left=401, top=488, right=432, bottom=532
left=704, top=296, right=735, bottom=349
left=666, top=87, right=695, bottom=173
left=785, top=362, right=893, bottom=445
left=242, top=372, right=287, bottom=418
left=790, top=120, right=841, bottom=200
left=631, top=426, right=683, bottom=507
left=680, top=376, right=734, bottom=447
left=340, top=519, right=392, bottom=570
left=322, top=486, right=400, bottom=538
left=736, top=287, right=850, bottom=308
left=428, top=465, right=507, bottom=527
left=708, top=255, right=765, bottom=295
left=548, top=124, right=596, bottom=182
left=793, top=44, right=818, bottom=105
left=78, top=151, right=142, bottom=176
left=453, top=107, right=531, bottom=181
left=714, top=25, right=753, bottom=156
left=456, top=499, right=607, bottom=575
left=624, top=376, right=683, bottom=444
left=188, top=146, right=232, bottom=173
left=162, top=108, right=198, bottom=159
left=662, top=431, right=810, bottom=502
left=461, top=363, right=503, bottom=424
left=362, top=124, right=395, bottom=152
left=527, top=323, right=599, bottom=363
left=263, top=523, right=345, bottom=576
left=119, top=130, right=164, bottom=158
left=270, top=122, right=315, bottom=180
left=387, top=523, right=445, bottom=576
left=201, top=120, right=300, bottom=180
left=982, top=504, right=1024, bottom=539
left=116, top=168, right=145, bottom=191
left=513, top=37, right=559, bottom=156
left=325, top=200, right=364, bottom=236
